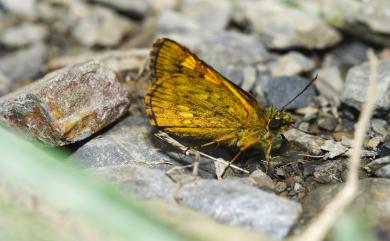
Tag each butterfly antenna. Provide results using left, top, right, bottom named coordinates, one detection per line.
left=280, top=74, right=318, bottom=110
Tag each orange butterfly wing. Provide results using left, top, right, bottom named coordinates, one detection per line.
left=145, top=38, right=264, bottom=142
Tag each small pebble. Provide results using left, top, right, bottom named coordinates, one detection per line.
left=333, top=131, right=353, bottom=141
left=275, top=181, right=287, bottom=193
left=313, top=160, right=343, bottom=184
left=320, top=140, right=348, bottom=159
left=248, top=170, right=275, bottom=190
left=370, top=119, right=389, bottom=136
left=276, top=168, right=287, bottom=177
left=341, top=136, right=353, bottom=147
left=317, top=116, right=338, bottom=131
left=367, top=136, right=384, bottom=150
left=375, top=164, right=390, bottom=178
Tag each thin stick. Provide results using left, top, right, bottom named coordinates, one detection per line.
left=297, top=154, right=326, bottom=158
left=289, top=49, right=378, bottom=241
left=154, top=132, right=249, bottom=174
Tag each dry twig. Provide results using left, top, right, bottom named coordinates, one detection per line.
left=289, top=49, right=378, bottom=241
left=154, top=131, right=249, bottom=174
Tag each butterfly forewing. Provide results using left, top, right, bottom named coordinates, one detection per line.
left=145, top=38, right=265, bottom=141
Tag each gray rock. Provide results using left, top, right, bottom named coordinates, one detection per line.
left=313, top=160, right=344, bottom=183
left=253, top=78, right=268, bottom=107
left=315, top=67, right=343, bottom=103
left=275, top=181, right=287, bottom=193
left=340, top=136, right=353, bottom=147
left=0, top=61, right=129, bottom=146
left=0, top=42, right=46, bottom=80
left=149, top=1, right=180, bottom=13
left=157, top=9, right=201, bottom=34
left=317, top=115, right=339, bottom=131
left=359, top=1, right=390, bottom=31
left=157, top=6, right=271, bottom=85
left=70, top=116, right=216, bottom=178
left=181, top=0, right=232, bottom=31
left=0, top=0, right=36, bottom=16
left=322, top=0, right=390, bottom=46
left=72, top=6, right=133, bottom=47
left=241, top=66, right=257, bottom=91
left=179, top=178, right=301, bottom=239
left=0, top=72, right=11, bottom=97
left=159, top=21, right=271, bottom=65
left=91, top=0, right=149, bottom=17
left=239, top=0, right=340, bottom=49
left=248, top=169, right=275, bottom=190
left=284, top=129, right=324, bottom=155
left=35, top=0, right=88, bottom=25
left=47, top=48, right=149, bottom=73
left=0, top=23, right=47, bottom=47
left=355, top=0, right=390, bottom=34
left=270, top=51, right=315, bottom=76
left=318, top=139, right=377, bottom=159
left=370, top=118, right=389, bottom=137
left=196, top=31, right=270, bottom=85
left=92, top=165, right=301, bottom=239
left=375, top=164, right=390, bottom=178
left=297, top=121, right=312, bottom=131
left=326, top=41, right=368, bottom=68
left=341, top=60, right=390, bottom=114
left=256, top=76, right=316, bottom=109
left=158, top=0, right=232, bottom=33
left=0, top=13, right=5, bottom=32
left=320, top=140, right=347, bottom=159
left=364, top=156, right=390, bottom=173
left=366, top=136, right=384, bottom=150
left=302, top=178, right=390, bottom=227
left=93, top=164, right=177, bottom=200
left=344, top=149, right=377, bottom=159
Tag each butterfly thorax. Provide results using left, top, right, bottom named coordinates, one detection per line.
left=261, top=107, right=294, bottom=134
left=235, top=107, right=293, bottom=151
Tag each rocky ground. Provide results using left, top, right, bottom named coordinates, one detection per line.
left=0, top=0, right=389, bottom=240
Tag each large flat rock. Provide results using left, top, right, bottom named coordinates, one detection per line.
left=70, top=116, right=217, bottom=178
left=0, top=61, right=130, bottom=145
left=92, top=164, right=302, bottom=239
left=341, top=59, right=390, bottom=115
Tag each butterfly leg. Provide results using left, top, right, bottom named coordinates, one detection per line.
left=200, top=141, right=217, bottom=148
left=281, top=134, right=288, bottom=143
left=166, top=165, right=198, bottom=203
left=220, top=136, right=261, bottom=177
left=201, top=133, right=238, bottom=148
left=220, top=151, right=242, bottom=178
left=190, top=140, right=221, bottom=153
left=181, top=147, right=201, bottom=176
left=264, top=140, right=273, bottom=173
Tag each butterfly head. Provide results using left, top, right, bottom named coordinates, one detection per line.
left=266, top=108, right=294, bottom=135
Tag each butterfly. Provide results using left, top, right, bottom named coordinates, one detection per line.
left=145, top=38, right=312, bottom=170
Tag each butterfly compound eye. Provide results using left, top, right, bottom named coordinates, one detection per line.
left=269, top=119, right=282, bottom=130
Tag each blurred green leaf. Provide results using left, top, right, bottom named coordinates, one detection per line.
left=332, top=211, right=374, bottom=241
left=281, top=0, right=301, bottom=9
left=0, top=127, right=188, bottom=241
